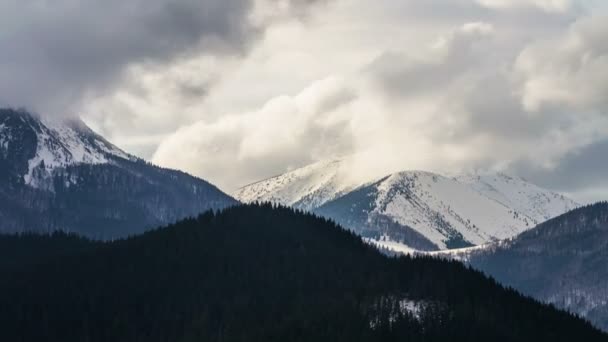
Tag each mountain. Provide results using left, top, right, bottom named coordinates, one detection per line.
left=460, top=202, right=608, bottom=332
left=0, top=108, right=237, bottom=238
left=235, top=159, right=577, bottom=250
left=0, top=204, right=605, bottom=341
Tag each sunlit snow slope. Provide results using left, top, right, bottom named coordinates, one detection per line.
left=234, top=159, right=359, bottom=211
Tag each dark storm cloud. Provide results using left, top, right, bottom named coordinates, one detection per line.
left=511, top=139, right=608, bottom=197
left=0, top=0, right=321, bottom=116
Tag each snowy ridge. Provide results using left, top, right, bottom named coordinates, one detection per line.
left=43, top=117, right=132, bottom=162
left=236, top=159, right=579, bottom=250
left=25, top=117, right=135, bottom=187
left=234, top=159, right=359, bottom=211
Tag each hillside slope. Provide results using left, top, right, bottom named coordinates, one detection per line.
left=464, top=202, right=608, bottom=332
left=0, top=204, right=604, bottom=341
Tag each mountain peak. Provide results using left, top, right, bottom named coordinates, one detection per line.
left=234, top=157, right=356, bottom=210
left=0, top=108, right=135, bottom=187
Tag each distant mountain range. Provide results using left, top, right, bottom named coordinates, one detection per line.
left=235, top=158, right=578, bottom=250
left=0, top=108, right=236, bottom=238
left=1, top=108, right=607, bottom=337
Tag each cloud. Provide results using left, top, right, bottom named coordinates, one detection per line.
left=515, top=14, right=608, bottom=113
left=364, top=21, right=495, bottom=99
left=0, top=0, right=325, bottom=117
left=85, top=0, right=581, bottom=161
left=476, top=0, right=573, bottom=12
left=153, top=77, right=357, bottom=188
left=511, top=138, right=608, bottom=203
left=153, top=10, right=608, bottom=203
left=81, top=55, right=237, bottom=157
left=151, top=21, right=510, bottom=188
left=360, top=15, right=608, bottom=180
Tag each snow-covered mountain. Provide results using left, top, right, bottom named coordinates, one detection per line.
left=234, top=159, right=359, bottom=211
left=0, top=108, right=236, bottom=238
left=1, top=110, right=135, bottom=188
left=235, top=159, right=578, bottom=250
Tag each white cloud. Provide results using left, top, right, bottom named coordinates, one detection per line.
left=83, top=55, right=240, bottom=157
left=153, top=77, right=357, bottom=188
left=476, top=0, right=573, bottom=12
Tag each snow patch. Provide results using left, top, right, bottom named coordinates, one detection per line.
left=369, top=295, right=429, bottom=329
left=367, top=236, right=418, bottom=255
left=0, top=124, right=8, bottom=150
left=368, top=236, right=504, bottom=262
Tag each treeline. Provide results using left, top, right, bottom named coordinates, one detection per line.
left=0, top=204, right=605, bottom=341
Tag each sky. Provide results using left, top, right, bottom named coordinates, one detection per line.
left=1, top=0, right=607, bottom=203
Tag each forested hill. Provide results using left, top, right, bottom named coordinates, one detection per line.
left=0, top=204, right=605, bottom=342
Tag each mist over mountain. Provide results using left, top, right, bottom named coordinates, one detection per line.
left=0, top=108, right=236, bottom=239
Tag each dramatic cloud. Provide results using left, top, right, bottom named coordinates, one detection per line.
left=3, top=0, right=607, bottom=202
left=0, top=0, right=324, bottom=117
left=154, top=20, right=499, bottom=187
left=152, top=0, right=608, bottom=203
left=511, top=139, right=608, bottom=203
left=153, top=77, right=357, bottom=187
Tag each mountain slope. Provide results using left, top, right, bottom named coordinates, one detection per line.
left=0, top=108, right=131, bottom=186
left=456, top=173, right=578, bottom=225
left=234, top=159, right=358, bottom=211
left=462, top=202, right=608, bottom=332
left=235, top=159, right=577, bottom=250
left=0, top=108, right=236, bottom=238
left=0, top=204, right=605, bottom=341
